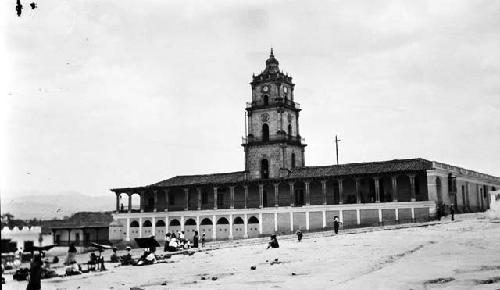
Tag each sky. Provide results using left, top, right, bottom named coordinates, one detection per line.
left=1, top=0, right=500, bottom=202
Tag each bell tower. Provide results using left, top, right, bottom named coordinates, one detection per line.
left=243, top=49, right=306, bottom=180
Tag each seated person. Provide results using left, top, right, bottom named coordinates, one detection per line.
left=88, top=252, right=97, bottom=271
left=145, top=251, right=156, bottom=264
left=137, top=249, right=155, bottom=266
left=267, top=234, right=279, bottom=249
left=184, top=240, right=191, bottom=249
left=168, top=237, right=178, bottom=252
left=120, top=247, right=135, bottom=266
left=41, top=258, right=58, bottom=279
left=65, top=261, right=81, bottom=276
left=110, top=248, right=119, bottom=263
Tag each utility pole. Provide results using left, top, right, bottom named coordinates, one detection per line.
left=335, top=135, right=341, bottom=165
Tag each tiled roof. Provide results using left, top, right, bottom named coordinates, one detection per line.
left=135, top=159, right=432, bottom=189
left=288, top=158, right=433, bottom=179
left=44, top=212, right=113, bottom=229
left=150, top=171, right=246, bottom=188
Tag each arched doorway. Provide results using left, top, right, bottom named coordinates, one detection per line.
left=129, top=220, right=139, bottom=239
left=200, top=218, right=213, bottom=241
left=261, top=159, right=269, bottom=179
left=184, top=218, right=197, bottom=240
left=233, top=217, right=245, bottom=239
left=142, top=220, right=152, bottom=237
left=216, top=217, right=230, bottom=240
left=169, top=219, right=181, bottom=235
left=262, top=124, right=269, bottom=141
left=247, top=216, right=260, bottom=238
left=155, top=220, right=166, bottom=240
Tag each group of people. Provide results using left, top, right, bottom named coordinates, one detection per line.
left=164, top=230, right=205, bottom=252
left=87, top=251, right=106, bottom=271
left=265, top=216, right=343, bottom=249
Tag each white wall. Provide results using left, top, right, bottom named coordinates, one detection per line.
left=1, top=226, right=53, bottom=250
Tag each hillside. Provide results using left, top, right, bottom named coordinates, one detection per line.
left=1, top=192, right=114, bottom=220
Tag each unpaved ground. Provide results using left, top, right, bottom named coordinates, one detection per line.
left=4, top=213, right=500, bottom=289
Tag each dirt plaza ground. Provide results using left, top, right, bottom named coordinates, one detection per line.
left=4, top=213, right=500, bottom=290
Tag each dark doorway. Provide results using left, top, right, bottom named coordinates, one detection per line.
left=436, top=177, right=443, bottom=203
left=262, top=124, right=269, bottom=141
left=84, top=233, right=90, bottom=247
left=263, top=95, right=269, bottom=105
left=263, top=190, right=268, bottom=207
left=295, top=189, right=304, bottom=206
left=291, top=153, right=296, bottom=169
left=288, top=124, right=292, bottom=138
left=261, top=159, right=269, bottom=179
left=217, top=192, right=225, bottom=209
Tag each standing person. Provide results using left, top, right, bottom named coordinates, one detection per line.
left=296, top=229, right=303, bottom=242
left=179, top=231, right=185, bottom=243
left=201, top=232, right=206, bottom=248
left=64, top=243, right=77, bottom=265
left=333, top=216, right=340, bottom=235
left=193, top=231, right=199, bottom=248
left=26, top=253, right=42, bottom=290
left=450, top=204, right=455, bottom=221
left=164, top=233, right=171, bottom=252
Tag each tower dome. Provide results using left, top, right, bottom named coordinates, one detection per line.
left=265, top=48, right=279, bottom=73
left=266, top=48, right=279, bottom=66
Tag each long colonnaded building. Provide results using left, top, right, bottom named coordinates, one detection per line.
left=109, top=50, right=500, bottom=242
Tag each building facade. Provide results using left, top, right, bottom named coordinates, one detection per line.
left=110, top=50, right=500, bottom=242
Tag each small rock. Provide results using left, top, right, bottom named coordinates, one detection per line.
left=212, top=277, right=218, bottom=281
left=291, top=272, right=296, bottom=276
left=201, top=277, right=206, bottom=280
left=250, top=266, right=256, bottom=270
left=265, top=260, right=268, bottom=262
left=161, top=281, right=167, bottom=285
left=274, top=258, right=278, bottom=262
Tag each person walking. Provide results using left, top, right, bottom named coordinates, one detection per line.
left=193, top=231, right=199, bottom=248
left=296, top=229, right=303, bottom=242
left=450, top=204, right=455, bottom=221
left=333, top=216, right=341, bottom=235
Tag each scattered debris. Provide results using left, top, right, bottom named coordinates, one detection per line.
left=424, top=277, right=455, bottom=285
left=474, top=277, right=500, bottom=285
left=251, top=266, right=256, bottom=270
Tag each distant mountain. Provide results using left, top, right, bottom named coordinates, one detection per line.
left=1, top=192, right=115, bottom=220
